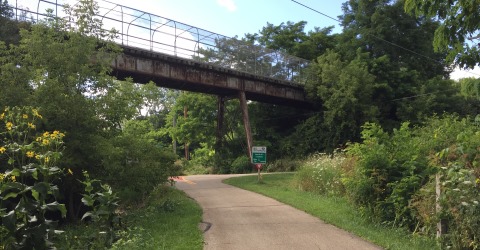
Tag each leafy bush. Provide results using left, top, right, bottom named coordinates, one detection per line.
left=265, top=158, right=302, bottom=172
left=344, top=115, right=480, bottom=249
left=231, top=155, right=251, bottom=174
left=343, top=122, right=433, bottom=226
left=189, top=143, right=215, bottom=168
left=293, top=153, right=345, bottom=196
left=180, top=159, right=212, bottom=175
left=79, top=171, right=121, bottom=248
left=98, top=120, right=177, bottom=203
left=429, top=121, right=480, bottom=249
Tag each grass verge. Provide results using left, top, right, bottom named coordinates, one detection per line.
left=56, top=186, right=203, bottom=250
left=224, top=173, right=438, bottom=250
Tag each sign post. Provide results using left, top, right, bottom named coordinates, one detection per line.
left=252, top=146, right=267, bottom=182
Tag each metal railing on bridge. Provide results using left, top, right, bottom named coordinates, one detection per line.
left=10, top=0, right=310, bottom=85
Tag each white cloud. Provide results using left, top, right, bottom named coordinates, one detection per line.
left=450, top=66, right=480, bottom=80
left=217, top=0, right=237, bottom=12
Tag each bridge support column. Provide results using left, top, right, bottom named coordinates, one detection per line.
left=216, top=96, right=225, bottom=151
left=184, top=105, right=189, bottom=160
left=239, top=91, right=253, bottom=160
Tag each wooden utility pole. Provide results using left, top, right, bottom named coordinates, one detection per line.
left=436, top=173, right=446, bottom=238
left=239, top=91, right=253, bottom=160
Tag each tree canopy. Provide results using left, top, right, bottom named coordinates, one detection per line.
left=404, top=0, right=480, bottom=68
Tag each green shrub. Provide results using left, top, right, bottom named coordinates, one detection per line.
left=430, top=123, right=480, bottom=249
left=79, top=171, right=121, bottom=248
left=189, top=143, right=215, bottom=168
left=293, top=153, right=345, bottom=196
left=345, top=115, right=480, bottom=249
left=182, top=159, right=212, bottom=175
left=265, top=158, right=302, bottom=172
left=231, top=155, right=251, bottom=174
left=343, top=122, right=433, bottom=226
left=98, top=120, right=177, bottom=203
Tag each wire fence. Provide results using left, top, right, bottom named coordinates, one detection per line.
left=10, top=0, right=310, bottom=84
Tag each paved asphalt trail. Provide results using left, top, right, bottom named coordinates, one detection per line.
left=176, top=174, right=382, bottom=250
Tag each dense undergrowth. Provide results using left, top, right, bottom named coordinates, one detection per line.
left=55, top=186, right=203, bottom=249
left=293, top=115, right=480, bottom=249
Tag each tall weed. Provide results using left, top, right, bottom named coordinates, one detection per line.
left=293, top=152, right=345, bottom=196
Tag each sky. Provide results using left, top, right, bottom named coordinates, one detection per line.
left=117, top=0, right=346, bottom=38
left=16, top=0, right=480, bottom=79
left=106, top=0, right=480, bottom=79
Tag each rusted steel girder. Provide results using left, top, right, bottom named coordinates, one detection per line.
left=111, top=46, right=311, bottom=108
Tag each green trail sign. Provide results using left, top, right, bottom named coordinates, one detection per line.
left=252, top=146, right=267, bottom=164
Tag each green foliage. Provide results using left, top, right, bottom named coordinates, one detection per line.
left=341, top=0, right=447, bottom=79
left=251, top=21, right=337, bottom=60
left=166, top=92, right=217, bottom=154
left=280, top=114, right=326, bottom=155
left=404, top=0, right=480, bottom=68
left=343, top=115, right=480, bottom=249
left=189, top=143, right=215, bottom=168
left=56, top=186, right=203, bottom=250
left=293, top=153, right=345, bottom=196
left=79, top=170, right=120, bottom=248
left=459, top=77, right=480, bottom=99
left=430, top=124, right=480, bottom=249
left=0, top=107, right=66, bottom=249
left=343, top=122, right=433, bottom=226
left=265, top=158, right=302, bottom=172
left=0, top=0, right=28, bottom=46
left=231, top=155, right=251, bottom=174
left=305, top=50, right=380, bottom=150
left=98, top=120, right=177, bottom=203
left=110, top=186, right=203, bottom=250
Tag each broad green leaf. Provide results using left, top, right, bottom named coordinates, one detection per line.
left=81, top=211, right=93, bottom=220
left=2, top=210, right=16, bottom=231
left=81, top=196, right=94, bottom=206
left=31, top=189, right=40, bottom=201
left=33, top=182, right=49, bottom=199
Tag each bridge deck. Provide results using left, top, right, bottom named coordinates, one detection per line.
left=112, top=46, right=311, bottom=107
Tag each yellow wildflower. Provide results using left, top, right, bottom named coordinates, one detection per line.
left=22, top=114, right=28, bottom=119
left=28, top=122, right=36, bottom=129
left=45, top=157, right=50, bottom=163
left=32, top=109, right=42, bottom=119
left=42, top=139, right=50, bottom=146
left=68, top=169, right=73, bottom=175
left=10, top=175, right=16, bottom=182
left=26, top=151, right=35, bottom=158
left=0, top=113, right=4, bottom=120
left=36, top=137, right=42, bottom=142
left=0, top=147, right=5, bottom=154
left=6, top=122, right=13, bottom=131
left=35, top=154, right=41, bottom=160
left=0, top=173, right=4, bottom=181
left=43, top=132, right=50, bottom=137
